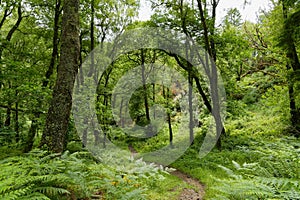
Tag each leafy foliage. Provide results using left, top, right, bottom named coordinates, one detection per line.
left=214, top=148, right=300, bottom=200
left=0, top=148, right=178, bottom=199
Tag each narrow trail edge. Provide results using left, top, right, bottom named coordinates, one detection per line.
left=170, top=170, right=205, bottom=200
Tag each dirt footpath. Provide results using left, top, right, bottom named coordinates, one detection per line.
left=171, top=170, right=205, bottom=200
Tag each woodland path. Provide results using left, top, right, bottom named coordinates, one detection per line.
left=128, top=145, right=205, bottom=200
left=170, top=170, right=205, bottom=200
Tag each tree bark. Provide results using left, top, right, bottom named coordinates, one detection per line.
left=4, top=103, right=11, bottom=127
left=282, top=2, right=300, bottom=136
left=88, top=0, right=95, bottom=79
left=166, top=87, right=173, bottom=147
left=141, top=50, right=151, bottom=124
left=152, top=83, right=156, bottom=119
left=24, top=119, right=38, bottom=153
left=15, top=90, right=19, bottom=142
left=188, top=72, right=194, bottom=144
left=40, top=0, right=80, bottom=153
left=0, top=8, right=11, bottom=30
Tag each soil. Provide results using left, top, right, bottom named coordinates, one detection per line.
left=170, top=170, right=205, bottom=200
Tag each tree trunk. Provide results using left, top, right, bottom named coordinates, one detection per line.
left=88, top=0, right=95, bottom=80
left=78, top=32, right=84, bottom=87
left=282, top=2, right=300, bottom=136
left=4, top=82, right=12, bottom=127
left=141, top=50, right=150, bottom=124
left=42, top=0, right=61, bottom=87
left=0, top=109, right=2, bottom=128
left=188, top=72, right=194, bottom=144
left=152, top=83, right=156, bottom=119
left=119, top=97, right=124, bottom=128
left=166, top=88, right=173, bottom=147
left=24, top=119, right=38, bottom=153
left=15, top=90, right=19, bottom=142
left=40, top=0, right=80, bottom=153
left=0, top=7, right=11, bottom=30
left=4, top=103, right=11, bottom=127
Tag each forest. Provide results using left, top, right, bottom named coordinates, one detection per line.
left=0, top=0, right=299, bottom=199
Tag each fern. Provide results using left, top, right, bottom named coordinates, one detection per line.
left=33, top=186, right=70, bottom=197
left=258, top=177, right=299, bottom=189
left=0, top=150, right=94, bottom=199
left=213, top=177, right=277, bottom=199
left=214, top=158, right=300, bottom=200
left=0, top=148, right=172, bottom=200
left=17, top=192, right=51, bottom=200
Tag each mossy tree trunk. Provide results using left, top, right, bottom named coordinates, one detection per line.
left=40, top=0, right=80, bottom=153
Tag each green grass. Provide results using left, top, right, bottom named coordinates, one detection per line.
left=145, top=173, right=189, bottom=199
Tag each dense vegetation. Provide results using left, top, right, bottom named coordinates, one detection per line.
left=0, top=0, right=299, bottom=199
